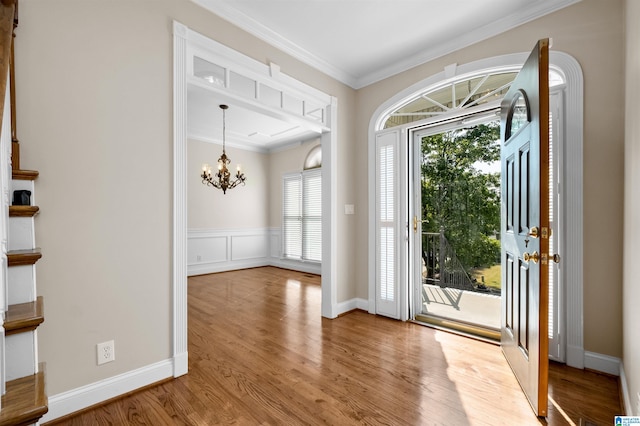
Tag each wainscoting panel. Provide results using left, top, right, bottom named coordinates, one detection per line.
left=231, top=234, right=269, bottom=261
left=187, top=233, right=228, bottom=264
left=188, top=228, right=321, bottom=276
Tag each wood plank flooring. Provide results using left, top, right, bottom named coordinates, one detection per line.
left=46, top=267, right=622, bottom=425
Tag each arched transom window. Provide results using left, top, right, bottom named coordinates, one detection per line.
left=382, top=69, right=564, bottom=129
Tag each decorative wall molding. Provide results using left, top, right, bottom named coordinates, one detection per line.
left=188, top=228, right=320, bottom=276
left=189, top=0, right=582, bottom=89
left=41, top=359, right=174, bottom=423
left=172, top=20, right=189, bottom=378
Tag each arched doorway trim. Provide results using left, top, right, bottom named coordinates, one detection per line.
left=367, top=51, right=584, bottom=369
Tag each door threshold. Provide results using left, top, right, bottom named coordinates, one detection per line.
left=413, top=314, right=500, bottom=344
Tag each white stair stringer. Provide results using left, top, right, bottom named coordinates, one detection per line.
left=8, top=216, right=35, bottom=251
left=7, top=264, right=36, bottom=306
left=4, top=330, right=36, bottom=381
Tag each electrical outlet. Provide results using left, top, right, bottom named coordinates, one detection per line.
left=196, top=255, right=202, bottom=262
left=97, top=340, right=115, bottom=365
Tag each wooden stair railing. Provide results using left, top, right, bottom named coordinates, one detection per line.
left=0, top=0, right=16, bottom=157
left=0, top=2, right=49, bottom=425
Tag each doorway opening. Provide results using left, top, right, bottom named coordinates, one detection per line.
left=370, top=53, right=581, bottom=363
left=413, top=115, right=502, bottom=339
left=173, top=22, right=338, bottom=377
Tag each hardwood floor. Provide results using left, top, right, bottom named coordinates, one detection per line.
left=46, top=267, right=622, bottom=425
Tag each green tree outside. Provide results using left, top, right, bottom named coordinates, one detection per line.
left=421, top=122, right=501, bottom=273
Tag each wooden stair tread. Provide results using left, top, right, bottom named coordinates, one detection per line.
left=4, top=297, right=44, bottom=336
left=7, top=249, right=42, bottom=267
left=8, top=205, right=39, bottom=217
left=0, top=366, right=48, bottom=426
left=11, top=169, right=38, bottom=181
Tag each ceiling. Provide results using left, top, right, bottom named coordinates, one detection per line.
left=188, top=85, right=324, bottom=152
left=192, top=0, right=580, bottom=89
left=188, top=0, right=581, bottom=151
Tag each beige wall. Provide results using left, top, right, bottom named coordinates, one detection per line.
left=355, top=0, right=624, bottom=357
left=188, top=140, right=269, bottom=229
left=189, top=135, right=321, bottom=231
left=15, top=0, right=626, bottom=402
left=624, top=0, right=640, bottom=415
left=17, top=0, right=356, bottom=396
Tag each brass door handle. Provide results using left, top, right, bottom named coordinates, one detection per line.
left=413, top=216, right=418, bottom=233
left=528, top=226, right=539, bottom=238
left=523, top=251, right=539, bottom=263
left=552, top=254, right=560, bottom=263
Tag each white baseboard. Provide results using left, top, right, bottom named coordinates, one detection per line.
left=269, top=258, right=321, bottom=275
left=188, top=259, right=270, bottom=276
left=41, top=358, right=174, bottom=423
left=173, top=351, right=188, bottom=377
left=356, top=298, right=369, bottom=311
left=188, top=259, right=321, bottom=276
left=584, top=351, right=620, bottom=376
left=335, top=298, right=368, bottom=316
left=620, top=362, right=632, bottom=415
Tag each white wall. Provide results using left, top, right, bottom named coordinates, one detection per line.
left=623, top=0, right=640, bottom=415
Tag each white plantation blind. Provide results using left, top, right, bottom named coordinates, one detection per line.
left=283, top=169, right=322, bottom=262
left=283, top=175, right=302, bottom=259
left=375, top=131, right=400, bottom=318
left=548, top=91, right=562, bottom=360
left=379, top=144, right=395, bottom=301
left=303, top=171, right=322, bottom=262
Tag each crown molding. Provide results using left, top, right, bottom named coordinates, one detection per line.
left=190, top=0, right=358, bottom=87
left=191, top=0, right=582, bottom=89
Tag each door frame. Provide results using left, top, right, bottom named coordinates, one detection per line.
left=172, top=21, right=339, bottom=377
left=409, top=109, right=502, bottom=326
left=368, top=51, right=584, bottom=369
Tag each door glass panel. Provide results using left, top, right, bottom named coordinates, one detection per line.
left=193, top=56, right=225, bottom=87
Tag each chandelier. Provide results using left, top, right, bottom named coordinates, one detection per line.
left=201, top=104, right=246, bottom=194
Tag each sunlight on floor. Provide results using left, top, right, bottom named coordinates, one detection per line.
left=549, top=395, right=577, bottom=426
left=423, top=284, right=501, bottom=329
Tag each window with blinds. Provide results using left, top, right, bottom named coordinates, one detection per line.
left=379, top=144, right=395, bottom=302
left=375, top=130, right=400, bottom=319
left=283, top=169, right=322, bottom=262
